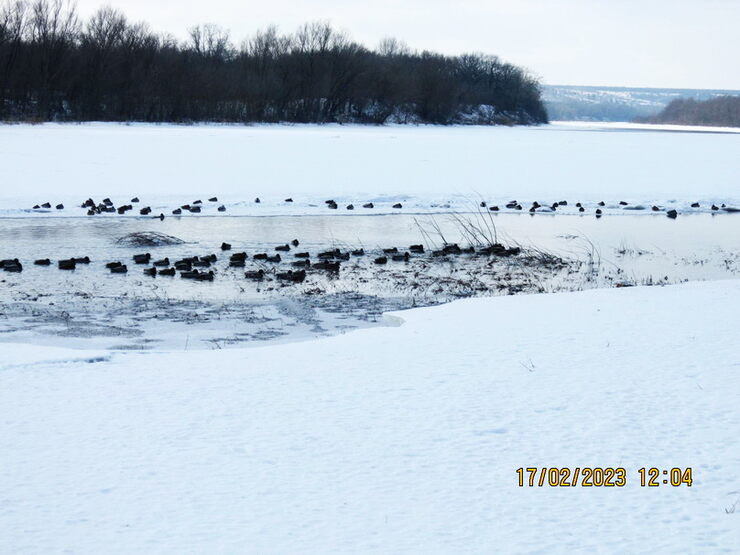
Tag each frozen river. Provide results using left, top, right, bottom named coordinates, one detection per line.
left=1, top=121, right=738, bottom=349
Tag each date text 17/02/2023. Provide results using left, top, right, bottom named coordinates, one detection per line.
left=516, top=467, right=693, bottom=487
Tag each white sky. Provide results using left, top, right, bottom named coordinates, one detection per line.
left=71, top=0, right=740, bottom=90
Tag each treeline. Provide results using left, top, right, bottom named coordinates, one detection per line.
left=0, top=0, right=547, bottom=125
left=638, top=96, right=740, bottom=128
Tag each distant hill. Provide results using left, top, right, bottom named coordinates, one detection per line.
left=635, top=96, right=740, bottom=128
left=542, top=85, right=740, bottom=122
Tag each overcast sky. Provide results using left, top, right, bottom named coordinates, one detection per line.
left=72, top=0, right=740, bottom=90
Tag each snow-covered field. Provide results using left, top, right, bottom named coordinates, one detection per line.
left=2, top=281, right=740, bottom=552
left=1, top=121, right=739, bottom=553
left=0, top=121, right=738, bottom=216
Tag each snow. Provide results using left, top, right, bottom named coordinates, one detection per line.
left=0, top=122, right=738, bottom=216
left=2, top=280, right=740, bottom=552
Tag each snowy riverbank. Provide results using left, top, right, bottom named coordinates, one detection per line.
left=2, top=280, right=740, bottom=552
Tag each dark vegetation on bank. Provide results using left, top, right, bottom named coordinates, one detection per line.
left=0, top=0, right=548, bottom=125
left=637, top=95, right=740, bottom=128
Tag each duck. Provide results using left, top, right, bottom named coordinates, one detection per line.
left=110, top=264, right=127, bottom=273
left=374, top=256, right=388, bottom=264
left=192, top=200, right=203, bottom=205
left=255, top=197, right=260, bottom=203
left=253, top=253, right=268, bottom=260
left=291, top=239, right=300, bottom=247
left=559, top=200, right=568, bottom=206
left=265, top=254, right=281, bottom=263
left=285, top=198, right=293, bottom=203
left=34, top=258, right=51, bottom=266
left=275, top=244, right=291, bottom=252
left=294, top=252, right=310, bottom=258
left=192, top=258, right=211, bottom=268
left=2, top=259, right=22, bottom=272
left=133, top=253, right=151, bottom=264
left=392, top=203, right=403, bottom=209
left=489, top=205, right=499, bottom=211
left=153, top=257, right=170, bottom=267
left=277, top=270, right=306, bottom=283
left=383, top=247, right=398, bottom=254
left=245, top=269, right=265, bottom=280
left=327, top=201, right=338, bottom=209
left=666, top=209, right=678, bottom=219
left=363, top=202, right=374, bottom=209
left=409, top=244, right=424, bottom=253
left=41, top=202, right=52, bottom=208
left=691, top=202, right=700, bottom=208
left=172, top=208, right=182, bottom=215
left=105, top=261, right=123, bottom=269
left=197, top=271, right=214, bottom=281
left=313, top=261, right=340, bottom=272
left=346, top=204, right=354, bottom=210
left=351, top=248, right=365, bottom=256
left=230, top=252, right=247, bottom=261
left=208, top=197, right=218, bottom=202
left=174, top=260, right=192, bottom=271
left=103, top=198, right=113, bottom=206
left=711, top=204, right=719, bottom=211
left=189, top=206, right=201, bottom=213
left=442, top=244, right=462, bottom=255
left=480, top=201, right=487, bottom=207
left=619, top=201, right=629, bottom=206
left=218, top=205, right=226, bottom=212
left=55, top=203, right=64, bottom=210
left=598, top=201, right=605, bottom=207
left=72, top=256, right=90, bottom=264
left=58, top=259, right=76, bottom=270
left=652, top=206, right=661, bottom=211
left=221, top=242, right=232, bottom=251
left=143, top=267, right=157, bottom=277
left=131, top=197, right=140, bottom=203
left=578, top=206, right=585, bottom=213
left=505, top=201, right=518, bottom=209
left=318, top=249, right=340, bottom=259
left=595, top=208, right=603, bottom=216
left=391, top=252, right=410, bottom=262
left=159, top=267, right=175, bottom=276
left=229, top=259, right=246, bottom=267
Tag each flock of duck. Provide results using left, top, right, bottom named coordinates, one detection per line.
left=480, top=200, right=736, bottom=218
left=28, top=196, right=737, bottom=219
left=0, top=238, right=522, bottom=283
left=29, top=196, right=398, bottom=218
